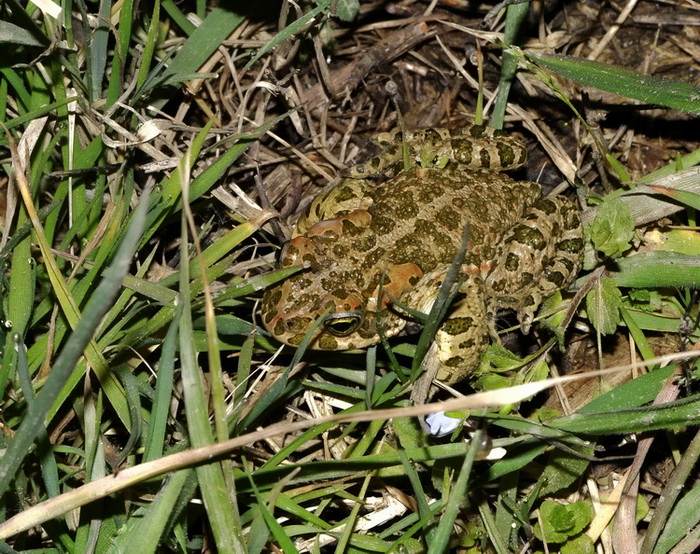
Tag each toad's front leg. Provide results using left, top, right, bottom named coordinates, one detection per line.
left=399, top=271, right=489, bottom=384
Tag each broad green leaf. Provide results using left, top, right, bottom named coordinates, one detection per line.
left=534, top=500, right=592, bottom=543
left=564, top=501, right=594, bottom=534
left=627, top=289, right=663, bottom=311
left=553, top=394, right=700, bottom=434
left=649, top=229, right=700, bottom=256
left=475, top=372, right=512, bottom=392
left=0, top=0, right=49, bottom=48
left=589, top=197, right=635, bottom=258
left=535, top=502, right=573, bottom=543
left=539, top=290, right=566, bottom=333
left=481, top=342, right=524, bottom=372
left=578, top=365, right=676, bottom=414
left=392, top=416, right=428, bottom=451
left=1, top=206, right=35, bottom=392
left=561, top=533, right=595, bottom=554
left=333, top=0, right=359, bottom=21
left=586, top=275, right=622, bottom=335
left=534, top=444, right=593, bottom=500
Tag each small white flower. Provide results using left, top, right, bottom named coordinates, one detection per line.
left=425, top=412, right=461, bottom=437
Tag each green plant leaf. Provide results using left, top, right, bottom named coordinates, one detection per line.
left=534, top=500, right=592, bottom=543
left=481, top=342, right=524, bottom=372
left=653, top=483, right=700, bottom=554
left=109, top=470, right=196, bottom=554
left=610, top=252, right=700, bottom=288
left=143, top=314, right=179, bottom=462
left=539, top=290, right=566, bottom=333
left=0, top=185, right=151, bottom=496
left=552, top=394, right=700, bottom=435
left=475, top=372, right=512, bottom=391
left=589, top=197, right=635, bottom=258
left=534, top=444, right=594, bottom=500
left=534, top=500, right=570, bottom=543
left=87, top=0, right=111, bottom=101
left=333, top=0, right=359, bottom=21
left=178, top=220, right=245, bottom=550
left=646, top=184, right=700, bottom=211
left=561, top=533, right=595, bottom=554
left=526, top=52, right=700, bottom=115
left=152, top=8, right=246, bottom=109
left=564, top=501, right=594, bottom=535
left=586, top=275, right=622, bottom=335
left=0, top=20, right=46, bottom=46
left=243, top=0, right=331, bottom=71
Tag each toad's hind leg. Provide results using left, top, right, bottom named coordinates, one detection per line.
left=485, top=195, right=583, bottom=333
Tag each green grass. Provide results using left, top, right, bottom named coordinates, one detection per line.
left=1, top=1, right=700, bottom=553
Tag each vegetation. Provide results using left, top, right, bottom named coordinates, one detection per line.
left=1, top=0, right=700, bottom=552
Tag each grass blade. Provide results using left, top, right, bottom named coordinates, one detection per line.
left=152, top=7, right=246, bottom=110
left=0, top=184, right=152, bottom=496
left=527, top=52, right=700, bottom=115
left=178, top=163, right=245, bottom=550
left=112, top=469, right=196, bottom=554
left=143, top=314, right=180, bottom=462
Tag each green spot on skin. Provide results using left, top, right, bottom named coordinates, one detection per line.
left=318, top=335, right=339, bottom=349
left=444, top=356, right=465, bottom=368
left=442, top=317, right=473, bottom=335
left=512, top=225, right=546, bottom=250
left=496, top=142, right=515, bottom=167
left=538, top=199, right=557, bottom=214
left=469, top=125, right=486, bottom=139
left=559, top=238, right=584, bottom=253
left=458, top=339, right=476, bottom=349
left=544, top=270, right=564, bottom=286
left=505, top=253, right=520, bottom=271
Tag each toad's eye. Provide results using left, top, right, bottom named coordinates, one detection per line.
left=323, top=313, right=362, bottom=336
